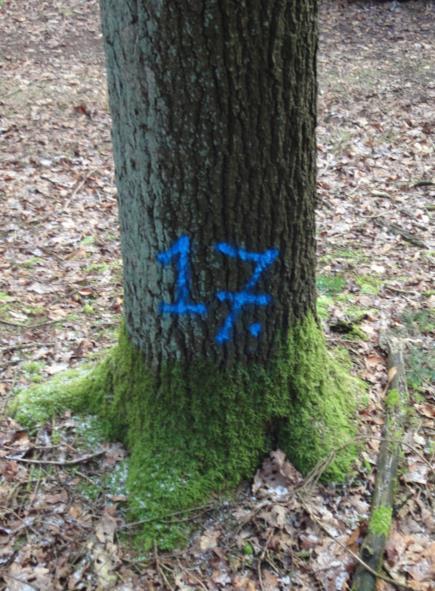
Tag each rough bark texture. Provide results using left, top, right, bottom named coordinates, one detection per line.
left=100, top=0, right=317, bottom=365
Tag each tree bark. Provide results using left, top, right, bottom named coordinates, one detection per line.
left=100, top=0, right=317, bottom=366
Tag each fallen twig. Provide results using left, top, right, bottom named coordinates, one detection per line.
left=119, top=502, right=217, bottom=530
left=154, top=542, right=175, bottom=591
left=373, top=218, right=427, bottom=248
left=412, top=180, right=434, bottom=188
left=0, top=341, right=52, bottom=354
left=65, top=169, right=97, bottom=209
left=4, top=574, right=39, bottom=591
left=257, top=528, right=274, bottom=591
left=0, top=318, right=62, bottom=330
left=176, top=559, right=208, bottom=591
left=5, top=450, right=106, bottom=466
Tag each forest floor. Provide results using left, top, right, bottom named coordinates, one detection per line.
left=0, top=0, right=433, bottom=589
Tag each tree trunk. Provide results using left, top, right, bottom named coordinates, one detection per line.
left=93, top=0, right=359, bottom=548
left=101, top=0, right=318, bottom=367
left=12, top=0, right=358, bottom=550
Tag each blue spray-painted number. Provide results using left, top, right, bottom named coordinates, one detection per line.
left=157, top=235, right=207, bottom=315
left=214, top=243, right=279, bottom=343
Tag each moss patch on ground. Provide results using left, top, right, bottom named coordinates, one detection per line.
left=355, top=275, right=383, bottom=295
left=10, top=314, right=361, bottom=549
left=317, top=273, right=346, bottom=296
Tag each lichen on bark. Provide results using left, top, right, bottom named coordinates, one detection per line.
left=11, top=313, right=360, bottom=548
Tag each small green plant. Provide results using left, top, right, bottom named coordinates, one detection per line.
left=24, top=304, right=45, bottom=316
left=330, top=128, right=353, bottom=154
left=85, top=263, right=110, bottom=274
left=21, top=256, right=41, bottom=269
left=316, top=294, right=334, bottom=320
left=80, top=236, right=95, bottom=246
left=242, top=543, right=255, bottom=556
left=386, top=388, right=400, bottom=408
left=51, top=429, right=62, bottom=445
left=66, top=313, right=80, bottom=322
left=76, top=475, right=101, bottom=501
left=22, top=360, right=44, bottom=383
left=406, top=346, right=434, bottom=394
left=0, top=292, right=14, bottom=318
left=82, top=303, right=94, bottom=315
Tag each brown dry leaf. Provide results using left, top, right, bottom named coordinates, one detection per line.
left=96, top=507, right=118, bottom=544
left=253, top=449, right=302, bottom=499
left=5, top=564, right=52, bottom=591
left=233, top=575, right=258, bottom=590
left=0, top=460, right=19, bottom=482
left=199, top=528, right=220, bottom=551
left=43, top=490, right=69, bottom=505
left=101, top=442, right=126, bottom=468
left=403, top=462, right=429, bottom=485
left=385, top=528, right=408, bottom=564
left=266, top=504, right=287, bottom=529
left=262, top=570, right=280, bottom=591
left=91, top=543, right=118, bottom=590
left=415, top=404, right=435, bottom=419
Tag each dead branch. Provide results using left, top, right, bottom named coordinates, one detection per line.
left=352, top=336, right=408, bottom=591
left=0, top=318, right=61, bottom=330
left=373, top=219, right=427, bottom=248
left=4, top=450, right=106, bottom=466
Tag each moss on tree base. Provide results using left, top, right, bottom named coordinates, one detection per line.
left=10, top=315, right=361, bottom=548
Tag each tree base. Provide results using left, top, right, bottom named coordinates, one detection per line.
left=10, top=315, right=362, bottom=549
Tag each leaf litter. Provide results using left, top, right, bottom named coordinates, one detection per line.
left=0, top=0, right=434, bottom=589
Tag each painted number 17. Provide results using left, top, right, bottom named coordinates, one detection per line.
left=157, top=236, right=279, bottom=344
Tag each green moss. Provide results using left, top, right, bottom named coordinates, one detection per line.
left=9, top=365, right=96, bottom=428
left=317, top=274, right=346, bottom=296
left=242, top=543, right=254, bottom=556
left=316, top=294, right=334, bottom=319
left=369, top=506, right=392, bottom=537
left=82, top=303, right=95, bottom=315
left=386, top=388, right=400, bottom=408
left=10, top=314, right=359, bottom=548
left=80, top=236, right=95, bottom=246
left=345, top=325, right=369, bottom=341
left=23, top=305, right=46, bottom=316
left=20, top=256, right=41, bottom=269
left=401, top=309, right=434, bottom=336
left=320, top=249, right=367, bottom=266
left=355, top=275, right=383, bottom=295
left=51, top=429, right=62, bottom=445
left=85, top=263, right=110, bottom=274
